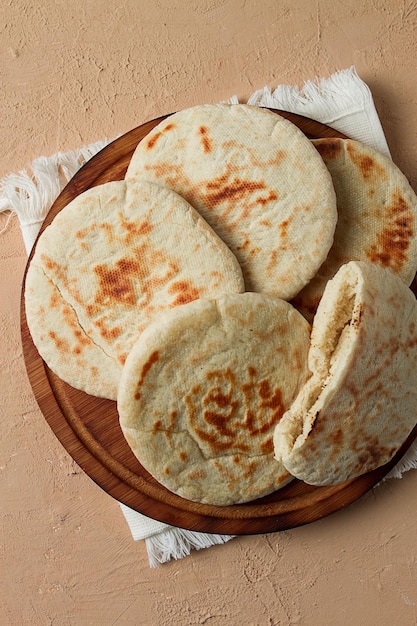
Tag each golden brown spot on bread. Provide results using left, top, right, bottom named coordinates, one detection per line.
left=257, top=190, right=278, bottom=206
left=243, top=379, right=285, bottom=435
left=314, top=138, right=343, bottom=161
left=365, top=189, right=414, bottom=272
left=146, top=131, right=162, bottom=150
left=41, top=254, right=66, bottom=283
left=279, top=218, right=290, bottom=240
left=94, top=317, right=122, bottom=341
left=179, top=451, right=187, bottom=462
left=94, top=260, right=137, bottom=307
left=61, top=304, right=91, bottom=356
left=261, top=438, right=274, bottom=454
left=118, top=213, right=154, bottom=244
left=169, top=410, right=177, bottom=429
left=350, top=431, right=397, bottom=476
left=118, top=352, right=128, bottom=366
left=332, top=429, right=344, bottom=446
left=357, top=156, right=377, bottom=179
left=75, top=222, right=114, bottom=245
left=206, top=389, right=233, bottom=409
left=145, top=122, right=176, bottom=150
left=134, top=350, right=160, bottom=400
left=185, top=368, right=250, bottom=453
left=188, top=469, right=206, bottom=480
left=50, top=301, right=76, bottom=346
left=209, top=270, right=224, bottom=289
left=242, top=460, right=257, bottom=479
left=206, top=176, right=267, bottom=207
left=203, top=382, right=240, bottom=439
left=49, top=291, right=60, bottom=308
left=168, top=280, right=204, bottom=306
left=213, top=460, right=239, bottom=488
left=185, top=366, right=284, bottom=456
left=92, top=241, right=178, bottom=323
left=258, top=380, right=280, bottom=404
left=76, top=216, right=152, bottom=249
left=143, top=162, right=180, bottom=183
left=236, top=238, right=250, bottom=251
left=85, top=304, right=99, bottom=317
left=198, top=125, right=212, bottom=153
left=346, top=142, right=387, bottom=180
left=152, top=419, right=163, bottom=434
left=48, top=330, right=70, bottom=353
left=267, top=249, right=278, bottom=272
left=150, top=410, right=177, bottom=441
left=406, top=332, right=417, bottom=350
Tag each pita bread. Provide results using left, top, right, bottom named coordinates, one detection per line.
left=125, top=103, right=337, bottom=299
left=293, top=138, right=417, bottom=321
left=25, top=180, right=244, bottom=400
left=274, top=260, right=417, bottom=485
left=117, top=292, right=311, bottom=505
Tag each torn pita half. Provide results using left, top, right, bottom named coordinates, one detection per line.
left=117, top=292, right=311, bottom=505
left=25, top=180, right=244, bottom=400
left=293, top=138, right=417, bottom=321
left=125, top=103, right=337, bottom=299
left=274, top=260, right=417, bottom=485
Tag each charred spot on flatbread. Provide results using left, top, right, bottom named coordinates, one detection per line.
left=365, top=188, right=414, bottom=272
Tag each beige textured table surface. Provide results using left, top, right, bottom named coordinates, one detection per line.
left=1, top=2, right=417, bottom=624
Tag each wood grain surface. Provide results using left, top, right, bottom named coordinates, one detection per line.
left=20, top=110, right=417, bottom=534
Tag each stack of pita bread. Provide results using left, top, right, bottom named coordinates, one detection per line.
left=25, top=103, right=417, bottom=506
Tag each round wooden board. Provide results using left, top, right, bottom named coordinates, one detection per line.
left=20, top=110, right=417, bottom=535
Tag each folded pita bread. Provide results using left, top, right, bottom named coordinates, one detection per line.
left=293, top=138, right=417, bottom=320
left=25, top=180, right=244, bottom=400
left=118, top=293, right=311, bottom=505
left=274, top=260, right=417, bottom=485
left=125, top=103, right=337, bottom=299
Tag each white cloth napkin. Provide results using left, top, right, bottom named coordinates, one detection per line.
left=2, top=66, right=416, bottom=567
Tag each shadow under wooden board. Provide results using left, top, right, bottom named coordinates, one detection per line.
left=20, top=109, right=417, bottom=535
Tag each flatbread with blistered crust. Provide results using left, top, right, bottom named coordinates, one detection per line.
left=274, top=261, right=417, bottom=485
left=126, top=103, right=337, bottom=299
left=293, top=138, right=417, bottom=321
left=25, top=180, right=244, bottom=399
left=117, top=292, right=311, bottom=505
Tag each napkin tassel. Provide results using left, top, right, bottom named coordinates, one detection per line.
left=0, top=138, right=112, bottom=254
left=247, top=66, right=372, bottom=119
left=146, top=529, right=235, bottom=568
left=385, top=439, right=417, bottom=480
